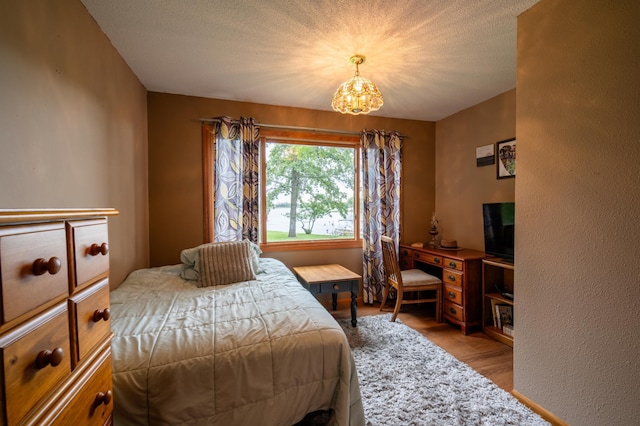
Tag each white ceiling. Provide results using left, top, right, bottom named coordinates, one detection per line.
left=80, top=0, right=539, bottom=122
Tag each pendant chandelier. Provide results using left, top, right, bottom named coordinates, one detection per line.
left=331, top=55, right=383, bottom=115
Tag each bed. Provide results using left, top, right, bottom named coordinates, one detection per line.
left=109, top=241, right=364, bottom=426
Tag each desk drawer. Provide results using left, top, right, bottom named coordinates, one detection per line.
left=443, top=269, right=463, bottom=286
left=316, top=281, right=355, bottom=294
left=399, top=248, right=414, bottom=269
left=444, top=257, right=463, bottom=272
left=444, top=301, right=464, bottom=322
left=414, top=252, right=444, bottom=267
left=444, top=285, right=462, bottom=305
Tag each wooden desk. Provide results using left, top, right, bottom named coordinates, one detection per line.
left=399, top=244, right=485, bottom=334
left=293, top=264, right=360, bottom=327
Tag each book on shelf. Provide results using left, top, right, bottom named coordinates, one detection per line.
left=502, top=324, right=514, bottom=337
left=494, top=303, right=502, bottom=328
left=490, top=299, right=500, bottom=328
left=497, top=305, right=513, bottom=331
left=491, top=302, right=513, bottom=330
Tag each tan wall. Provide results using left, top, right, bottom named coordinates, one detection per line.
left=516, top=0, right=640, bottom=424
left=435, top=90, right=516, bottom=250
left=147, top=92, right=435, bottom=273
left=0, top=0, right=149, bottom=287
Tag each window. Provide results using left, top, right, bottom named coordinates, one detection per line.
left=203, top=125, right=361, bottom=251
left=260, top=129, right=361, bottom=251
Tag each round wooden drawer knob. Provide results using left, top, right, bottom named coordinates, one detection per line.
left=90, top=242, right=109, bottom=256
left=32, top=257, right=62, bottom=276
left=92, top=308, right=111, bottom=322
left=35, top=347, right=64, bottom=369
left=94, top=390, right=113, bottom=407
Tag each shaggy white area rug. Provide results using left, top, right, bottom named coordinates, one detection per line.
left=339, top=314, right=549, bottom=426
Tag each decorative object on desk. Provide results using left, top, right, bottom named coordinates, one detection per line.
left=476, top=143, right=495, bottom=167
left=438, top=239, right=461, bottom=250
left=428, top=212, right=440, bottom=247
left=338, top=314, right=549, bottom=426
left=496, top=138, right=516, bottom=179
left=410, top=242, right=424, bottom=248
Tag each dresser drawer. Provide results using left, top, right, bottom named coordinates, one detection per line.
left=51, top=349, right=113, bottom=426
left=1, top=303, right=71, bottom=425
left=69, top=279, right=111, bottom=367
left=414, top=252, right=445, bottom=267
left=444, top=301, right=464, bottom=322
left=444, top=257, right=464, bottom=272
left=444, top=285, right=463, bottom=305
left=443, top=269, right=463, bottom=286
left=0, top=223, right=68, bottom=324
left=68, top=220, right=110, bottom=292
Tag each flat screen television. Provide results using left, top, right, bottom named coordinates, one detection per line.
left=482, top=202, right=515, bottom=263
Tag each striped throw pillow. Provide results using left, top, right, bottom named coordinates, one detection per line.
left=198, top=240, right=256, bottom=287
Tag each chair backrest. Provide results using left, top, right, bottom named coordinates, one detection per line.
left=381, top=236, right=403, bottom=287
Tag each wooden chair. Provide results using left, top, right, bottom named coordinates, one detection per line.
left=380, top=236, right=442, bottom=322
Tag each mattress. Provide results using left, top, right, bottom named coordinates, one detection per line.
left=110, top=258, right=364, bottom=425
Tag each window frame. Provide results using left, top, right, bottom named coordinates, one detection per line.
left=259, top=129, right=361, bottom=252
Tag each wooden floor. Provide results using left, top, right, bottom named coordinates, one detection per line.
left=325, top=299, right=514, bottom=392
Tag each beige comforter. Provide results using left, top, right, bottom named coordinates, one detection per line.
left=110, top=258, right=364, bottom=426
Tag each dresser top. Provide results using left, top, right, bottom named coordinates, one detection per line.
left=0, top=208, right=119, bottom=224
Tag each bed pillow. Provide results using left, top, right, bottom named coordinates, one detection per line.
left=197, top=240, right=256, bottom=287
left=248, top=241, right=263, bottom=273
left=180, top=240, right=263, bottom=281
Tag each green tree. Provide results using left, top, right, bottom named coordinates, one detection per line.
left=266, top=144, right=354, bottom=237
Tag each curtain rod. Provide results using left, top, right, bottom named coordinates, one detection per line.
left=198, top=118, right=405, bottom=138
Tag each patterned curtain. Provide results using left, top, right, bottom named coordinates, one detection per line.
left=211, top=116, right=260, bottom=243
left=361, top=129, right=403, bottom=304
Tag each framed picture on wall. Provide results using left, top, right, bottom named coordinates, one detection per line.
left=496, top=138, right=516, bottom=179
left=476, top=144, right=495, bottom=167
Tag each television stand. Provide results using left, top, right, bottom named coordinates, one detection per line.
left=482, top=257, right=514, bottom=346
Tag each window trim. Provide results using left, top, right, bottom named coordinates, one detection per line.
left=202, top=125, right=215, bottom=243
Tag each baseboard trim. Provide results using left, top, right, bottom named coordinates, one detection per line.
left=511, top=390, right=568, bottom=426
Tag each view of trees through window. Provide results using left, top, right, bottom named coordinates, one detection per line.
left=264, top=141, right=357, bottom=243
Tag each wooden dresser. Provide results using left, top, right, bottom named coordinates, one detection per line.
left=399, top=244, right=485, bottom=334
left=0, top=209, right=118, bottom=425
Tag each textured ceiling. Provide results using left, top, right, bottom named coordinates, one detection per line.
left=80, top=0, right=539, bottom=121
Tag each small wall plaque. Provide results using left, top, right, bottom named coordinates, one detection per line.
left=476, top=144, right=495, bottom=167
